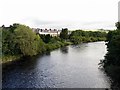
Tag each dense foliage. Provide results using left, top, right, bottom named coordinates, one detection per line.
left=99, top=23, right=120, bottom=87
left=1, top=24, right=71, bottom=63
left=0, top=27, right=2, bottom=58
left=69, top=30, right=107, bottom=44
left=40, top=34, right=52, bottom=43
left=60, top=28, right=68, bottom=40
left=1, top=23, right=107, bottom=63
left=104, top=30, right=120, bottom=66
left=115, top=22, right=120, bottom=30
left=2, top=24, right=46, bottom=58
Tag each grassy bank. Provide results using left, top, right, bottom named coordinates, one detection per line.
left=45, top=41, right=72, bottom=51
left=1, top=55, right=22, bottom=64
left=2, top=41, right=72, bottom=64
left=2, top=40, right=104, bottom=64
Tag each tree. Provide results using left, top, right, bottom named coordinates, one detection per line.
left=115, top=22, right=120, bottom=30
left=44, top=34, right=51, bottom=43
left=100, top=22, right=120, bottom=67
left=60, top=28, right=68, bottom=40
left=14, top=24, right=45, bottom=56
left=2, top=25, right=5, bottom=28
left=2, top=27, right=18, bottom=55
left=69, top=30, right=107, bottom=43
left=2, top=23, right=46, bottom=56
left=104, top=30, right=120, bottom=66
left=70, top=36, right=82, bottom=44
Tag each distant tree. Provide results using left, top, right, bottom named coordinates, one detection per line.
left=70, top=36, right=82, bottom=44
left=60, top=28, right=68, bottom=40
left=115, top=22, right=120, bottom=30
left=40, top=34, right=46, bottom=42
left=45, top=34, right=51, bottom=43
left=2, top=25, right=5, bottom=28
left=69, top=30, right=106, bottom=44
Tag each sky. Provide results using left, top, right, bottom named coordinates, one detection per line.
left=0, top=0, right=119, bottom=30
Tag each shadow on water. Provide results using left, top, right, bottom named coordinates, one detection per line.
left=99, top=67, right=120, bottom=89
left=60, top=46, right=69, bottom=54
left=110, top=81, right=120, bottom=89
left=45, top=51, right=51, bottom=55
left=2, top=52, right=52, bottom=88
left=106, top=71, right=120, bottom=89
left=2, top=52, right=51, bottom=74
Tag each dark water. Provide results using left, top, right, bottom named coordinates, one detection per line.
left=2, top=41, right=112, bottom=88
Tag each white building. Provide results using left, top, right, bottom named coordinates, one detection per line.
left=32, top=28, right=61, bottom=37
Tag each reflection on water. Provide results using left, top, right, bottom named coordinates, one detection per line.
left=60, top=47, right=69, bottom=54
left=2, top=41, right=117, bottom=88
left=45, top=51, right=51, bottom=56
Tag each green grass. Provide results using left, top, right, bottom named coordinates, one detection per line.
left=1, top=55, right=22, bottom=64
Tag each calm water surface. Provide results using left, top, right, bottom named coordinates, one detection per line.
left=2, top=41, right=111, bottom=88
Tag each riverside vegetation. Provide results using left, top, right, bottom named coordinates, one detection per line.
left=99, top=22, right=120, bottom=88
left=1, top=23, right=107, bottom=63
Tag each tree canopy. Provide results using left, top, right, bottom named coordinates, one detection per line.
left=60, top=28, right=68, bottom=40
left=2, top=24, right=45, bottom=56
left=69, top=30, right=107, bottom=44
left=115, top=22, right=120, bottom=30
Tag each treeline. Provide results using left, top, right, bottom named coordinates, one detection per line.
left=100, top=22, right=120, bottom=87
left=1, top=24, right=45, bottom=63
left=69, top=30, right=106, bottom=44
left=1, top=24, right=70, bottom=63
left=1, top=23, right=107, bottom=63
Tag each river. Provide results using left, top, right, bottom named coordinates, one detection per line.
left=2, top=41, right=112, bottom=88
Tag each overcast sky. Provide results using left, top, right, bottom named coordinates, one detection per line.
left=0, top=0, right=119, bottom=30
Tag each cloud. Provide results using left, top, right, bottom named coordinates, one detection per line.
left=31, top=19, right=56, bottom=25
left=25, top=18, right=116, bottom=30
left=81, top=21, right=116, bottom=30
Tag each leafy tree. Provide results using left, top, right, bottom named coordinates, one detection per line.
left=69, top=30, right=107, bottom=44
left=0, top=28, right=2, bottom=57
left=2, top=24, right=45, bottom=57
left=115, top=22, right=120, bottom=30
left=70, top=36, right=82, bottom=44
left=44, top=34, right=51, bottom=43
left=60, top=28, right=68, bottom=40
left=50, top=36, right=61, bottom=43
left=104, top=30, right=120, bottom=66
left=14, top=24, right=45, bottom=56
left=99, top=23, right=120, bottom=86
left=40, top=34, right=52, bottom=43
left=2, top=27, right=18, bottom=55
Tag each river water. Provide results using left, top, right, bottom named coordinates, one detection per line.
left=2, top=41, right=112, bottom=88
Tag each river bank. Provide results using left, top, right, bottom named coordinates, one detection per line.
left=2, top=40, right=106, bottom=64
left=104, top=65, right=120, bottom=88
left=99, top=29, right=120, bottom=89
left=1, top=24, right=107, bottom=64
left=2, top=41, right=72, bottom=64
